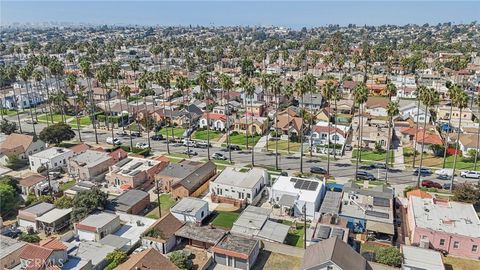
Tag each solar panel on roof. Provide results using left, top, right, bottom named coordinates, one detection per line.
left=116, top=158, right=132, bottom=167
left=128, top=162, right=143, bottom=171
left=373, top=197, right=390, bottom=207
left=331, top=228, right=344, bottom=239
left=308, top=181, right=319, bottom=191
left=317, top=226, right=331, bottom=239
left=294, top=179, right=304, bottom=189
left=365, top=210, right=389, bottom=219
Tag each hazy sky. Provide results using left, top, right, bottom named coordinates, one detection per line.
left=1, top=1, right=479, bottom=28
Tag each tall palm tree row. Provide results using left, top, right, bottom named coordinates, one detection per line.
left=119, top=84, right=134, bottom=150
left=18, top=65, right=36, bottom=135
left=416, top=88, right=439, bottom=187
left=353, top=82, right=368, bottom=179
left=48, top=57, right=66, bottom=123
left=474, top=96, right=480, bottom=171
left=450, top=90, right=469, bottom=192
left=321, top=79, right=335, bottom=175
left=304, top=73, right=317, bottom=159
left=218, top=73, right=234, bottom=162
left=282, top=84, right=294, bottom=154
left=260, top=73, right=271, bottom=151
left=384, top=101, right=399, bottom=183
left=38, top=54, right=54, bottom=124
left=442, top=83, right=461, bottom=168
left=31, top=69, right=43, bottom=124
left=411, top=85, right=428, bottom=168
left=294, top=78, right=308, bottom=174
left=270, top=76, right=282, bottom=170
left=197, top=70, right=212, bottom=159
left=79, top=59, right=99, bottom=144
left=243, top=78, right=256, bottom=166
left=66, top=73, right=82, bottom=142
left=95, top=65, right=114, bottom=139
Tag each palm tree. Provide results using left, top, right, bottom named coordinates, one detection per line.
left=129, top=58, right=140, bottom=91
left=240, top=75, right=250, bottom=150
left=19, top=65, right=36, bottom=135
left=31, top=69, right=43, bottom=123
left=48, top=58, right=66, bottom=123
left=244, top=79, right=256, bottom=166
left=153, top=71, right=170, bottom=154
left=120, top=84, right=134, bottom=150
left=66, top=73, right=82, bottom=142
left=260, top=73, right=271, bottom=150
left=474, top=96, right=480, bottom=171
left=176, top=75, right=189, bottom=104
left=321, top=80, right=335, bottom=175
left=304, top=73, right=317, bottom=158
left=95, top=65, right=114, bottom=139
left=385, top=101, right=399, bottom=183
left=442, top=83, right=461, bottom=168
left=39, top=54, right=54, bottom=124
left=294, top=78, right=308, bottom=173
left=197, top=70, right=212, bottom=159
left=282, top=84, right=294, bottom=154
left=450, top=90, right=469, bottom=192
left=109, top=62, right=124, bottom=130
left=138, top=72, right=152, bottom=148
left=270, top=76, right=282, bottom=170
left=416, top=88, right=439, bottom=187
left=353, top=82, right=369, bottom=179
left=79, top=59, right=98, bottom=144
left=411, top=85, right=428, bottom=168
left=219, top=73, right=234, bottom=162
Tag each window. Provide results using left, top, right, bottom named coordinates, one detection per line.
left=439, top=239, right=445, bottom=246
left=247, top=193, right=251, bottom=199
left=31, top=161, right=34, bottom=166
left=332, top=135, right=339, bottom=141
left=473, top=245, right=478, bottom=253
left=453, top=241, right=459, bottom=249
left=201, top=211, right=204, bottom=218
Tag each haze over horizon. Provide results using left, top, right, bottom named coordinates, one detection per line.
left=1, top=1, right=480, bottom=28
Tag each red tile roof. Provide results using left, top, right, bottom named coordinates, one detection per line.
left=40, top=238, right=67, bottom=251
left=202, top=112, right=227, bottom=122
left=20, top=244, right=53, bottom=270
left=312, top=125, right=345, bottom=137
left=69, top=143, right=91, bottom=154
left=415, top=131, right=443, bottom=145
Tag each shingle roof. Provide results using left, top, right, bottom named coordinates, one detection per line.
left=116, top=248, right=178, bottom=270
left=301, top=237, right=369, bottom=270
left=172, top=161, right=216, bottom=192
left=146, top=213, right=184, bottom=241
left=0, top=133, right=38, bottom=156
left=107, top=189, right=149, bottom=212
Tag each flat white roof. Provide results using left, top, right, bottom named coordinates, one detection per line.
left=410, top=197, right=480, bottom=238
left=272, top=176, right=323, bottom=203
left=401, top=245, right=445, bottom=270
left=36, top=208, right=72, bottom=224
left=213, top=167, right=266, bottom=189
left=30, top=147, right=72, bottom=159
left=113, top=212, right=156, bottom=244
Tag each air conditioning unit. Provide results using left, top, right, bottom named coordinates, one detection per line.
left=419, top=238, right=430, bottom=249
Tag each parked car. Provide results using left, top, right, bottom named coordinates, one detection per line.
left=442, top=183, right=456, bottom=190
left=135, top=142, right=149, bottom=149
left=183, top=149, right=198, bottom=156
left=106, top=137, right=122, bottom=145
left=310, top=166, right=327, bottom=174
left=183, top=140, right=196, bottom=147
left=344, top=144, right=353, bottom=151
left=116, top=131, right=129, bottom=137
left=421, top=180, right=442, bottom=189
left=413, top=168, right=432, bottom=176
left=359, top=164, right=375, bottom=170
left=212, top=153, right=227, bottom=160
left=372, top=162, right=387, bottom=169
left=356, top=171, right=376, bottom=180
left=24, top=119, right=37, bottom=124
left=227, top=144, right=241, bottom=151
left=130, top=132, right=142, bottom=138
left=460, top=170, right=480, bottom=179
left=1, top=227, right=21, bottom=238
left=151, top=134, right=164, bottom=141
left=196, top=141, right=211, bottom=148
left=280, top=171, right=288, bottom=176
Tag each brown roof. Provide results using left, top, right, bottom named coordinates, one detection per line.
left=19, top=174, right=46, bottom=187
left=312, top=125, right=345, bottom=137
left=0, top=133, right=37, bottom=156
left=40, top=238, right=67, bottom=251
left=365, top=97, right=389, bottom=109
left=458, top=134, right=479, bottom=149
left=69, top=143, right=91, bottom=154
left=116, top=248, right=178, bottom=270
left=276, top=114, right=303, bottom=132
left=407, top=189, right=433, bottom=199
left=20, top=244, right=53, bottom=270
left=415, top=131, right=443, bottom=145
left=301, top=237, right=370, bottom=270
left=145, top=213, right=184, bottom=242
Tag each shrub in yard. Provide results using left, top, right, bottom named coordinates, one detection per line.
left=375, top=247, right=402, bottom=267
left=18, top=232, right=40, bottom=243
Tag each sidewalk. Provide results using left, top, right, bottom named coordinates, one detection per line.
left=393, top=147, right=405, bottom=170
left=253, top=135, right=268, bottom=152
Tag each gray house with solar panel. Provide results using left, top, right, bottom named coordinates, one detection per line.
left=339, top=182, right=395, bottom=241
left=270, top=176, right=325, bottom=219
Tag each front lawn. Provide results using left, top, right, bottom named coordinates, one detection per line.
left=0, top=109, right=19, bottom=116
left=159, top=127, right=185, bottom=138
left=194, top=130, right=223, bottom=141
left=443, top=255, right=480, bottom=270
left=59, top=180, right=76, bottom=192
left=228, top=133, right=262, bottom=146
left=282, top=220, right=308, bottom=248
left=145, top=194, right=175, bottom=219
left=403, top=147, right=478, bottom=170
left=353, top=149, right=394, bottom=163
left=37, top=113, right=64, bottom=123
left=266, top=140, right=301, bottom=152
left=210, top=211, right=240, bottom=229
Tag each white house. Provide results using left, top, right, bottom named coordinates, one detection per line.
left=310, top=124, right=348, bottom=146
left=210, top=167, right=268, bottom=206
left=17, top=202, right=55, bottom=231
left=270, top=176, right=325, bottom=219
left=29, top=147, right=74, bottom=173
left=170, top=197, right=209, bottom=224
left=0, top=133, right=46, bottom=165
left=398, top=103, right=431, bottom=123
left=75, top=212, right=121, bottom=242
left=198, top=112, right=231, bottom=131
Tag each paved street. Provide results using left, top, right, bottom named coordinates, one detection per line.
left=3, top=111, right=477, bottom=188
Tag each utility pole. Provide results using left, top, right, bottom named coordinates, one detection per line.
left=303, top=204, right=307, bottom=249
left=156, top=179, right=162, bottom=218
left=44, top=163, right=53, bottom=199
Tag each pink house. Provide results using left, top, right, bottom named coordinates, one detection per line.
left=407, top=196, right=480, bottom=259
left=106, top=156, right=168, bottom=190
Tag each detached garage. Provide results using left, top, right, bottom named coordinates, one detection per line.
left=17, top=202, right=55, bottom=231
left=211, top=234, right=260, bottom=270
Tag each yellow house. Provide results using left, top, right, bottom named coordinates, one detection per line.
left=234, top=116, right=268, bottom=135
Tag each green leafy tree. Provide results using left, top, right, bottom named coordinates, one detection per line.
left=39, top=122, right=76, bottom=145
left=54, top=195, right=74, bottom=209
left=375, top=247, right=402, bottom=267
left=105, top=249, right=128, bottom=270
left=0, top=182, right=18, bottom=217
left=18, top=233, right=41, bottom=243
left=169, top=251, right=192, bottom=270
left=71, top=188, right=107, bottom=223
left=0, top=119, right=18, bottom=135
left=6, top=155, right=28, bottom=170
left=452, top=183, right=480, bottom=210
